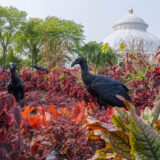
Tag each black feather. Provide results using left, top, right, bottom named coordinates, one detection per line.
left=71, top=56, right=131, bottom=109
left=7, top=62, right=24, bottom=102
left=30, top=64, right=48, bottom=73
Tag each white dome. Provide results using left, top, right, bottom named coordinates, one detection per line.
left=115, top=14, right=145, bottom=24
left=103, top=9, right=160, bottom=53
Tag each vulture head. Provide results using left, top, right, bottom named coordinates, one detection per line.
left=71, top=56, right=87, bottom=67
left=9, top=62, right=16, bottom=72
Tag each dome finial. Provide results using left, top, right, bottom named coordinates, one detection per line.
left=128, top=8, right=133, bottom=14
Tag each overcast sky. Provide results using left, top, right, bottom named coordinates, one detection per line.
left=1, top=0, right=160, bottom=42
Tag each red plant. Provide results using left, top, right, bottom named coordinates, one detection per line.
left=0, top=52, right=160, bottom=159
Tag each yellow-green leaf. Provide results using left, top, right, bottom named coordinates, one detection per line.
left=86, top=131, right=100, bottom=139
left=101, top=43, right=110, bottom=54
left=108, top=130, right=133, bottom=159
left=114, top=107, right=130, bottom=124
left=119, top=43, right=126, bottom=51
left=112, top=115, right=130, bottom=132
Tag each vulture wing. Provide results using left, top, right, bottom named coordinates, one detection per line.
left=88, top=80, right=131, bottom=107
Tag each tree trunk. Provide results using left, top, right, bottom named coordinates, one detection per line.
left=32, top=47, right=38, bottom=65
left=3, top=49, right=6, bottom=66
left=10, top=50, right=13, bottom=61
left=35, top=52, right=37, bottom=65
left=31, top=52, right=34, bottom=65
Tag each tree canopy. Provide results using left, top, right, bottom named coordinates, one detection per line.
left=0, top=6, right=27, bottom=66
left=41, top=16, right=84, bottom=68
left=0, top=5, right=115, bottom=68
left=16, top=18, right=44, bottom=65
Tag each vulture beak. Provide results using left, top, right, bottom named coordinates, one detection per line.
left=71, top=61, right=77, bottom=67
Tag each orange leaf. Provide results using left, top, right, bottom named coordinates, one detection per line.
left=120, top=107, right=127, bottom=111
left=113, top=157, right=122, bottom=160
left=87, top=122, right=106, bottom=131
left=29, top=115, right=43, bottom=129
left=154, top=120, right=160, bottom=129
left=58, top=107, right=70, bottom=116
left=49, top=104, right=60, bottom=118
left=21, top=106, right=34, bottom=118
left=71, top=101, right=85, bottom=124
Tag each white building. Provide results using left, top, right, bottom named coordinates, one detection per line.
left=103, top=9, right=160, bottom=55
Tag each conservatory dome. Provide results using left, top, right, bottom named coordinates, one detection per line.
left=103, top=9, right=160, bottom=54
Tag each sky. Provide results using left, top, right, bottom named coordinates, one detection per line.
left=1, top=0, right=160, bottom=42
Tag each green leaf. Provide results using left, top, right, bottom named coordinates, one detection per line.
left=141, top=107, right=154, bottom=125
left=130, top=113, right=160, bottom=160
left=114, top=107, right=130, bottom=124
left=119, top=43, right=126, bottom=51
left=101, top=43, right=110, bottom=54
left=107, top=130, right=133, bottom=159
left=95, top=147, right=113, bottom=159
left=112, top=115, right=130, bottom=132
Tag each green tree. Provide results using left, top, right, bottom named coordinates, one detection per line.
left=0, top=6, right=27, bottom=66
left=16, top=18, right=44, bottom=65
left=41, top=16, right=84, bottom=68
left=0, top=47, right=22, bottom=68
left=79, top=41, right=117, bottom=68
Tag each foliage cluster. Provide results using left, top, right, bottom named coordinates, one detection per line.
left=0, top=52, right=160, bottom=159
left=86, top=96, right=160, bottom=160
left=79, top=41, right=118, bottom=68
left=0, top=5, right=84, bottom=68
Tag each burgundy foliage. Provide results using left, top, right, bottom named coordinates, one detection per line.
left=0, top=52, right=160, bottom=159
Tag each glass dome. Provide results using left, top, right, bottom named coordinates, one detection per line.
left=103, top=9, right=160, bottom=54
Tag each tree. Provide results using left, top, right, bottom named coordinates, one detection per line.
left=41, top=16, right=84, bottom=68
left=0, top=6, right=27, bottom=66
left=16, top=18, right=44, bottom=65
left=79, top=41, right=117, bottom=68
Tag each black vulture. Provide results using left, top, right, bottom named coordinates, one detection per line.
left=71, top=56, right=131, bottom=109
left=2, top=65, right=7, bottom=72
left=7, top=62, right=24, bottom=102
left=30, top=64, right=48, bottom=73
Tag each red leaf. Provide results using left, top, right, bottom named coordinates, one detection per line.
left=0, top=92, right=15, bottom=113
left=30, top=142, right=40, bottom=155
left=106, top=107, right=114, bottom=122
left=19, top=155, right=27, bottom=160
left=0, top=148, right=6, bottom=159
left=0, top=130, right=6, bottom=142
left=54, top=129, right=65, bottom=144
left=14, top=108, right=21, bottom=128
left=66, top=147, right=76, bottom=160
left=4, top=93, right=16, bottom=110
left=3, top=112, right=12, bottom=125
left=12, top=138, right=21, bottom=152
left=0, top=104, right=5, bottom=115
left=9, top=152, right=19, bottom=160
